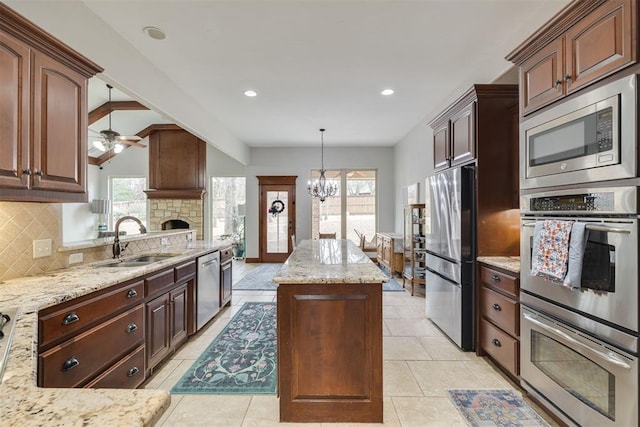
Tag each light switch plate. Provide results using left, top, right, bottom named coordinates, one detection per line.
left=69, top=253, right=83, bottom=264
left=33, top=239, right=52, bottom=258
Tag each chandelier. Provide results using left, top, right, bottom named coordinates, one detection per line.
left=308, top=128, right=337, bottom=202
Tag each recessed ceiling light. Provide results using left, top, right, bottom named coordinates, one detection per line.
left=381, top=89, right=394, bottom=96
left=143, top=26, right=166, bottom=40
left=244, top=90, right=257, bottom=97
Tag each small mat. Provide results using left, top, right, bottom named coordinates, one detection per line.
left=171, top=302, right=277, bottom=394
left=447, top=389, right=550, bottom=427
left=233, top=263, right=405, bottom=291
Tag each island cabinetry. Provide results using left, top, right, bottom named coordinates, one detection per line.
left=277, top=283, right=383, bottom=423
left=508, top=0, right=636, bottom=115
left=376, top=232, right=403, bottom=277
left=478, top=263, right=520, bottom=378
left=0, top=4, right=102, bottom=202
left=220, top=246, right=233, bottom=308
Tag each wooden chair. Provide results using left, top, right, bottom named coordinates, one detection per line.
left=318, top=232, right=336, bottom=239
left=355, top=229, right=377, bottom=263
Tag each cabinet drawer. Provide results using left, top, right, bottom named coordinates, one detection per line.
left=145, top=268, right=175, bottom=298
left=220, top=247, right=233, bottom=264
left=480, top=319, right=519, bottom=377
left=175, top=260, right=196, bottom=283
left=479, top=266, right=518, bottom=298
left=480, top=287, right=519, bottom=337
left=85, top=345, right=146, bottom=389
left=39, top=304, right=144, bottom=388
left=39, top=280, right=144, bottom=348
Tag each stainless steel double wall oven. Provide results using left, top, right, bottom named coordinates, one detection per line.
left=519, top=73, right=640, bottom=427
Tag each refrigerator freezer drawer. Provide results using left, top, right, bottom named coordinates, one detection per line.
left=425, top=269, right=462, bottom=348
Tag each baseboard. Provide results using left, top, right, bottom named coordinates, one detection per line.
left=245, top=257, right=260, bottom=263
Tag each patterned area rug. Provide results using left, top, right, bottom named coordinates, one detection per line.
left=448, top=389, right=550, bottom=427
left=233, top=263, right=405, bottom=291
left=171, top=302, right=277, bottom=394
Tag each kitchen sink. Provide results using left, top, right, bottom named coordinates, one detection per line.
left=98, top=253, right=182, bottom=267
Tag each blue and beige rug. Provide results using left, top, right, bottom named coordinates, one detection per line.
left=447, top=389, right=550, bottom=427
left=171, top=302, right=277, bottom=394
left=233, top=263, right=405, bottom=291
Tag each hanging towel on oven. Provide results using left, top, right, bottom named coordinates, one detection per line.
left=563, top=222, right=588, bottom=289
left=531, top=220, right=574, bottom=281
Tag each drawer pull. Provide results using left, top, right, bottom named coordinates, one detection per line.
left=126, top=323, right=138, bottom=333
left=492, top=303, right=502, bottom=312
left=127, top=366, right=140, bottom=377
left=492, top=338, right=502, bottom=348
left=126, top=289, right=138, bottom=298
left=491, top=275, right=501, bottom=282
left=62, top=312, right=80, bottom=325
left=62, top=357, right=79, bottom=371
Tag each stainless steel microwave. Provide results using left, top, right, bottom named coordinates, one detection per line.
left=521, top=74, right=637, bottom=189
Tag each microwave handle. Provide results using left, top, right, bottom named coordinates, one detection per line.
left=521, top=222, right=630, bottom=234
left=523, top=312, right=631, bottom=369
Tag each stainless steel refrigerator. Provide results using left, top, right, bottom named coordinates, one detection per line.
left=424, top=164, right=475, bottom=351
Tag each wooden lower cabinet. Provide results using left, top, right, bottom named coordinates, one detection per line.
left=277, top=283, right=383, bottom=423
left=220, top=245, right=233, bottom=308
left=85, top=345, right=146, bottom=389
left=478, top=263, right=520, bottom=379
left=376, top=232, right=403, bottom=276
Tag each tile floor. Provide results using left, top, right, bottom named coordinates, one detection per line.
left=144, top=261, right=558, bottom=426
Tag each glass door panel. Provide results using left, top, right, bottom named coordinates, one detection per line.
left=345, top=170, right=376, bottom=245
left=311, top=169, right=341, bottom=238
left=266, top=191, right=289, bottom=253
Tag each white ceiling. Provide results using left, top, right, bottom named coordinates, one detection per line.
left=7, top=0, right=569, bottom=162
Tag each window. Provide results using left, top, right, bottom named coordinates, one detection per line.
left=109, top=176, right=147, bottom=235
left=211, top=177, right=246, bottom=242
left=311, top=169, right=376, bottom=244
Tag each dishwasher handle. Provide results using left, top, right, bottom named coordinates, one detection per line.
left=201, top=259, right=219, bottom=268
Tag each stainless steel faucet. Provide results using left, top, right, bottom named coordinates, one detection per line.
left=113, top=216, right=147, bottom=258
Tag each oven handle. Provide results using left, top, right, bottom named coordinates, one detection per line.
left=522, top=222, right=631, bottom=234
left=523, top=312, right=631, bottom=369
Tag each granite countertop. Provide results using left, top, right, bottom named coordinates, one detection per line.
left=273, top=239, right=388, bottom=284
left=0, top=239, right=232, bottom=426
left=477, top=256, right=521, bottom=274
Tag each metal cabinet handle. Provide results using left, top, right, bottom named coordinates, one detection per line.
left=126, top=289, right=138, bottom=298
left=555, top=79, right=562, bottom=87
left=492, top=303, right=501, bottom=312
left=34, top=169, right=43, bottom=176
left=126, top=323, right=138, bottom=333
left=564, top=74, right=572, bottom=82
left=62, top=312, right=79, bottom=325
left=62, top=357, right=79, bottom=371
left=22, top=169, right=31, bottom=175
left=127, top=366, right=140, bottom=377
left=491, top=275, right=501, bottom=282
left=492, top=338, right=502, bottom=347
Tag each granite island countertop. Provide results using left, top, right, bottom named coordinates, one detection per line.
left=0, top=239, right=232, bottom=426
left=273, top=239, right=388, bottom=284
left=477, top=256, right=521, bottom=274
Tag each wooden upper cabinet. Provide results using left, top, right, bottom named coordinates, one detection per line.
left=508, top=0, right=636, bottom=115
left=565, top=0, right=635, bottom=91
left=432, top=123, right=449, bottom=171
left=0, top=3, right=102, bottom=202
left=32, top=52, right=87, bottom=194
left=519, top=38, right=564, bottom=113
left=146, top=130, right=206, bottom=199
left=450, top=102, right=475, bottom=167
left=0, top=32, right=30, bottom=190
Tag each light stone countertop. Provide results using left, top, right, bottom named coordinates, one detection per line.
left=477, top=256, right=521, bottom=274
left=273, top=239, right=388, bottom=284
left=0, top=239, right=232, bottom=426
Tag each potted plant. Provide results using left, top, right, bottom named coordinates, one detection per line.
left=231, top=214, right=245, bottom=259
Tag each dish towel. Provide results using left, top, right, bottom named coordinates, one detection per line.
left=563, top=222, right=588, bottom=289
left=531, top=220, right=574, bottom=281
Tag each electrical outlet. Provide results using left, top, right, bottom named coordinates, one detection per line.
left=69, top=253, right=83, bottom=264
left=161, top=237, right=169, bottom=246
left=33, top=239, right=52, bottom=258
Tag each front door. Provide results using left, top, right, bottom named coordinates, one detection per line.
left=258, top=176, right=296, bottom=263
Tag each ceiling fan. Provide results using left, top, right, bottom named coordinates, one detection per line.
left=90, top=84, right=146, bottom=153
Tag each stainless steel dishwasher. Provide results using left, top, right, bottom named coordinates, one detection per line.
left=197, top=251, right=220, bottom=330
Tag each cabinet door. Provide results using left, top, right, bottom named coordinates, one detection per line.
left=146, top=294, right=170, bottom=370
left=220, top=261, right=232, bottom=308
left=170, top=284, right=189, bottom=350
left=565, top=0, right=634, bottom=93
left=31, top=52, right=87, bottom=194
left=520, top=38, right=564, bottom=115
left=0, top=32, right=30, bottom=190
left=450, top=102, right=475, bottom=166
left=432, top=123, right=449, bottom=171
left=149, top=130, right=206, bottom=190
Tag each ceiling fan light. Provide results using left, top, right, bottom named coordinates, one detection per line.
left=113, top=143, right=124, bottom=154
left=93, top=140, right=106, bottom=152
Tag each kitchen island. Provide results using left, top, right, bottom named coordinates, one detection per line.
left=273, top=238, right=387, bottom=423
